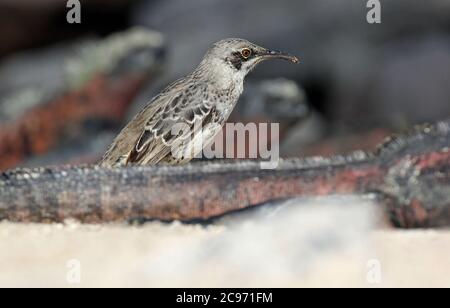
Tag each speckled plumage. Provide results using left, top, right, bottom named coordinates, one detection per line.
left=100, top=38, right=298, bottom=167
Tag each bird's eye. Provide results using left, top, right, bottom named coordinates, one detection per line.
left=241, top=48, right=252, bottom=59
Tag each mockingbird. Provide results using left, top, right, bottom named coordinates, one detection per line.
left=100, top=38, right=298, bottom=167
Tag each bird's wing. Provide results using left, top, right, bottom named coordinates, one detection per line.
left=127, top=86, right=215, bottom=165
left=99, top=98, right=162, bottom=167
left=100, top=77, right=194, bottom=167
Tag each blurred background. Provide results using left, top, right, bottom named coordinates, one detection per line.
left=1, top=0, right=449, bottom=171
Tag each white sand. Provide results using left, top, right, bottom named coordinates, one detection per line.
left=0, top=196, right=448, bottom=287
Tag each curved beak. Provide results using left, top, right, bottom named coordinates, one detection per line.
left=259, top=49, right=299, bottom=63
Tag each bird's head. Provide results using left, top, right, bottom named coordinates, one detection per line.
left=199, top=38, right=299, bottom=83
